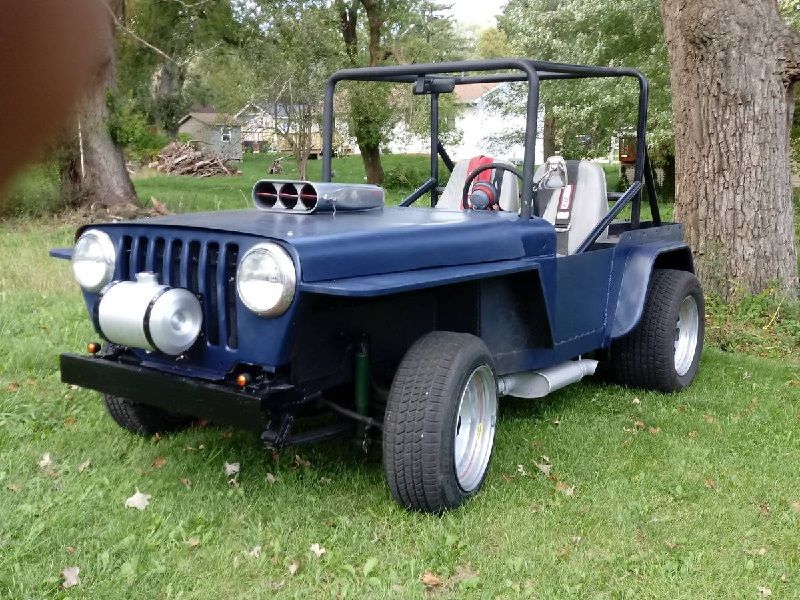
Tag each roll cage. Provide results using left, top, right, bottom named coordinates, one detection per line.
left=321, top=58, right=662, bottom=254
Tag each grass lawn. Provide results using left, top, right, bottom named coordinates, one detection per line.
left=1, top=161, right=799, bottom=598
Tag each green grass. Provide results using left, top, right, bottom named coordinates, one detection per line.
left=2, top=215, right=800, bottom=598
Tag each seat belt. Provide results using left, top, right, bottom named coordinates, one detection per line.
left=554, top=184, right=575, bottom=255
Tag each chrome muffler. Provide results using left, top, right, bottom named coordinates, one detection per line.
left=497, top=359, right=598, bottom=399
left=97, top=272, right=203, bottom=355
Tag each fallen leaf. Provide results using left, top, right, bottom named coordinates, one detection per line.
left=688, top=431, right=698, bottom=439
left=228, top=478, right=240, bottom=488
left=180, top=477, right=192, bottom=489
left=571, top=536, right=582, bottom=545
left=69, top=384, right=79, bottom=391
left=516, top=464, right=527, bottom=476
left=310, top=543, right=326, bottom=558
left=536, top=463, right=552, bottom=477
left=634, top=420, right=646, bottom=430
left=757, top=586, right=772, bottom=597
left=6, top=483, right=19, bottom=492
left=185, top=537, right=201, bottom=549
left=245, top=545, right=262, bottom=558
left=61, top=566, right=80, bottom=589
left=421, top=572, right=442, bottom=589
left=757, top=547, right=768, bottom=556
left=38, top=453, right=53, bottom=469
left=759, top=502, right=771, bottom=516
left=66, top=546, right=75, bottom=555
left=224, top=462, right=240, bottom=476
left=124, top=489, right=151, bottom=510
left=705, top=478, right=716, bottom=490
left=266, top=473, right=277, bottom=484
left=151, top=432, right=161, bottom=444
left=632, top=397, right=640, bottom=405
left=294, top=455, right=311, bottom=468
left=288, top=561, right=299, bottom=575
left=150, top=196, right=170, bottom=215
left=319, top=477, right=331, bottom=484
left=6, top=382, right=19, bottom=392
left=791, top=501, right=800, bottom=513
left=552, top=418, right=561, bottom=426
left=704, top=414, right=715, bottom=423
left=77, top=459, right=91, bottom=473
left=152, top=457, right=167, bottom=469
left=665, top=541, right=679, bottom=550
left=649, top=426, right=661, bottom=435
left=555, top=482, right=575, bottom=497
left=64, top=416, right=77, bottom=427
left=267, top=580, right=285, bottom=591
left=781, top=574, right=788, bottom=583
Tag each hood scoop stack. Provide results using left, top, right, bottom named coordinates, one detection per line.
left=253, top=180, right=385, bottom=214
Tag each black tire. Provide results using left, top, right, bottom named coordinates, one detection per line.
left=610, top=269, right=704, bottom=392
left=103, top=394, right=191, bottom=436
left=382, top=332, right=498, bottom=513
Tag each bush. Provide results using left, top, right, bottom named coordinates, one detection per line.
left=108, top=95, right=169, bottom=164
left=383, top=163, right=428, bottom=190
left=0, top=162, right=62, bottom=217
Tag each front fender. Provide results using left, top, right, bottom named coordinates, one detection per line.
left=608, top=241, right=694, bottom=341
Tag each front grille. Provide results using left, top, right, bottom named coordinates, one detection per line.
left=119, top=235, right=239, bottom=349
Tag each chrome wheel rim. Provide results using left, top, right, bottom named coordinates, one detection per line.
left=674, top=295, right=700, bottom=377
left=453, top=365, right=498, bottom=492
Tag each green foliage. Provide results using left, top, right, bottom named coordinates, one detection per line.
left=0, top=163, right=61, bottom=217
left=382, top=161, right=428, bottom=189
left=474, top=27, right=513, bottom=59
left=108, top=94, right=168, bottom=164
left=500, top=0, right=672, bottom=159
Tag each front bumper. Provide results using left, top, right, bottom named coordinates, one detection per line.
left=60, top=353, right=286, bottom=431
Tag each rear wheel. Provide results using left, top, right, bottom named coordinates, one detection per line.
left=382, top=332, right=498, bottom=513
left=103, top=394, right=191, bottom=436
left=610, top=269, right=704, bottom=392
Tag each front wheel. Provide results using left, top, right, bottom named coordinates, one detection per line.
left=103, top=394, right=192, bottom=436
left=610, top=269, right=704, bottom=392
left=382, top=332, right=498, bottom=513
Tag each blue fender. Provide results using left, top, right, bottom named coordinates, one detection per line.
left=608, top=241, right=694, bottom=341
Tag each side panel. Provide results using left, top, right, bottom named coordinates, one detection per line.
left=608, top=242, right=694, bottom=341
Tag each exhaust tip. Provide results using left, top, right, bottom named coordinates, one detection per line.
left=299, top=184, right=318, bottom=211
left=278, top=183, right=299, bottom=209
left=253, top=181, right=278, bottom=209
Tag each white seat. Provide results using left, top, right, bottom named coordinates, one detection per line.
left=437, top=157, right=520, bottom=212
left=534, top=160, right=608, bottom=255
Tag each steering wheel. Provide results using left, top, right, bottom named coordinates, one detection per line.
left=461, top=162, right=524, bottom=210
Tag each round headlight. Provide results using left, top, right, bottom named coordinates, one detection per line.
left=71, top=229, right=116, bottom=292
left=236, top=243, right=296, bottom=317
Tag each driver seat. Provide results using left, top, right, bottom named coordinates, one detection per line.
left=437, top=156, right=520, bottom=212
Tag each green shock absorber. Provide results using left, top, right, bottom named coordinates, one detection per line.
left=354, top=337, right=370, bottom=444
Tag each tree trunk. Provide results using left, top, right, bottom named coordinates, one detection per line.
left=61, top=0, right=137, bottom=210
left=150, top=61, right=185, bottom=137
left=661, top=0, right=800, bottom=299
left=359, top=143, right=384, bottom=184
left=543, top=115, right=556, bottom=159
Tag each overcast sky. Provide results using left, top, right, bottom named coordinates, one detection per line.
left=446, top=0, right=507, bottom=27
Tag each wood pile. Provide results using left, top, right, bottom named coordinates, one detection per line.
left=148, top=142, right=240, bottom=177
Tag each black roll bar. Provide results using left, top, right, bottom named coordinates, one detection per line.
left=322, top=59, right=650, bottom=231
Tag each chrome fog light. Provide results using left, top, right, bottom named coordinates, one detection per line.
left=97, top=272, right=202, bottom=355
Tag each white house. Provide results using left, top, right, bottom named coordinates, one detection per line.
left=387, top=82, right=545, bottom=163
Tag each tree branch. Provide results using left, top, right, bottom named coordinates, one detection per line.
left=780, top=25, right=800, bottom=84
left=99, top=0, right=174, bottom=64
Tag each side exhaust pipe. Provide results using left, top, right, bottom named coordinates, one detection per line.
left=253, top=180, right=384, bottom=213
left=497, top=359, right=598, bottom=399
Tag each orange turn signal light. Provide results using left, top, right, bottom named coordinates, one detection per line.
left=236, top=374, right=251, bottom=388
left=87, top=342, right=101, bottom=354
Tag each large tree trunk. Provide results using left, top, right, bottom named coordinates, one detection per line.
left=661, top=0, right=799, bottom=299
left=61, top=0, right=137, bottom=210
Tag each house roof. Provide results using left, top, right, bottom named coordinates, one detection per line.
left=179, top=112, right=240, bottom=127
left=454, top=82, right=502, bottom=104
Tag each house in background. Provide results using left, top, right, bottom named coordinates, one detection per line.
left=387, top=82, right=544, bottom=163
left=236, top=101, right=355, bottom=158
left=177, top=111, right=243, bottom=162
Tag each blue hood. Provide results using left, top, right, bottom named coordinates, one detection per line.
left=96, top=207, right=556, bottom=282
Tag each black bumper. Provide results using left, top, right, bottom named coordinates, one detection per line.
left=60, top=353, right=273, bottom=431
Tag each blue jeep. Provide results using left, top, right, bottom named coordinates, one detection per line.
left=54, top=59, right=703, bottom=513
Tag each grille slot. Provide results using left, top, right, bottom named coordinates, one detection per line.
left=115, top=234, right=239, bottom=350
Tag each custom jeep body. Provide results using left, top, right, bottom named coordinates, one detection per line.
left=54, top=59, right=704, bottom=512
